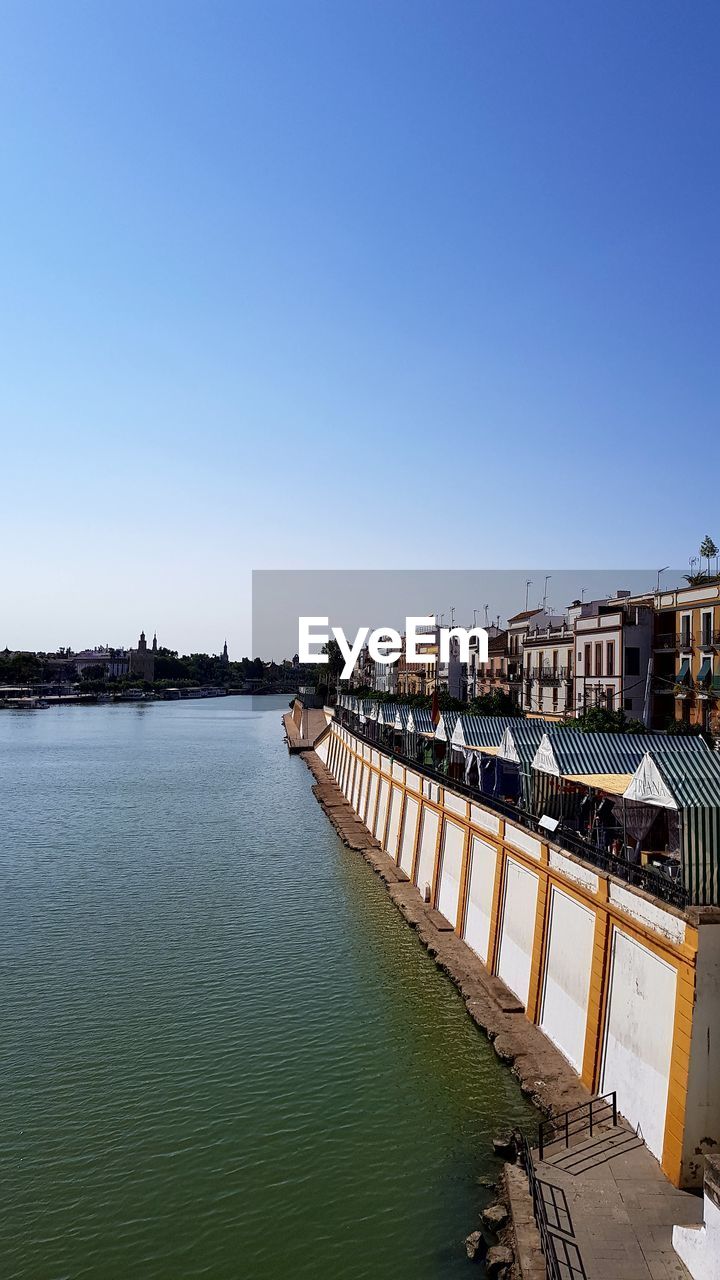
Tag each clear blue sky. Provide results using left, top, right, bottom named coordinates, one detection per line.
left=1, top=1, right=717, bottom=655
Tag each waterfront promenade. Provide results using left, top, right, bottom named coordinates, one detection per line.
left=299, top=737, right=704, bottom=1279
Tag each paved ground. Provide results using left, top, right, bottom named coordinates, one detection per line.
left=282, top=707, right=327, bottom=748
left=531, top=1126, right=702, bottom=1280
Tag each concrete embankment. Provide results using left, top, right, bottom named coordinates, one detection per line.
left=302, top=747, right=589, bottom=1120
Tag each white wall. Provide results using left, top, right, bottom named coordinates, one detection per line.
left=374, top=777, right=390, bottom=843
left=463, top=835, right=497, bottom=964
left=540, top=888, right=595, bottom=1072
left=496, top=858, right=539, bottom=1008
left=601, top=929, right=677, bottom=1160
left=415, top=806, right=439, bottom=901
left=358, top=760, right=370, bottom=825
left=316, top=734, right=330, bottom=764
left=682, top=923, right=720, bottom=1187
left=673, top=1184, right=720, bottom=1280
left=385, top=785, right=403, bottom=861
left=437, top=819, right=465, bottom=927
left=366, top=769, right=379, bottom=833
left=352, top=760, right=363, bottom=812
left=398, top=795, right=419, bottom=875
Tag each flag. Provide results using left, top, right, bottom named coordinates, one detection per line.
left=431, top=684, right=440, bottom=728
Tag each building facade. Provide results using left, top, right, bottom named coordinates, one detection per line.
left=573, top=594, right=654, bottom=723
left=652, top=581, right=720, bottom=734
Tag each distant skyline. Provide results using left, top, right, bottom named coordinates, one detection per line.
left=2, top=2, right=718, bottom=653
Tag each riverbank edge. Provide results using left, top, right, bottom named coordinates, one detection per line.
left=300, top=747, right=591, bottom=1121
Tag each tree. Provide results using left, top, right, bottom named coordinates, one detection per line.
left=80, top=664, right=108, bottom=682
left=699, top=535, right=719, bottom=579
left=569, top=706, right=644, bottom=734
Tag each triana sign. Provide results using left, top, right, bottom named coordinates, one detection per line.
left=624, top=754, right=677, bottom=809
left=299, top=615, right=489, bottom=681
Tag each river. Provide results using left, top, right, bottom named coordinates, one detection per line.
left=0, top=695, right=535, bottom=1279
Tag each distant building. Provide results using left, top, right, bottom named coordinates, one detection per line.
left=72, top=647, right=130, bottom=678
left=521, top=618, right=574, bottom=718
left=222, top=640, right=229, bottom=664
left=573, top=593, right=654, bottom=724
left=652, top=579, right=720, bottom=734
left=129, top=630, right=155, bottom=682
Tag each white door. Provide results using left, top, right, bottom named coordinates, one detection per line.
left=398, top=795, right=419, bottom=875
left=540, top=888, right=595, bottom=1071
left=374, top=778, right=390, bottom=843
left=385, top=786, right=403, bottom=861
left=601, top=930, right=677, bottom=1159
left=437, top=819, right=465, bottom=928
left=496, top=858, right=538, bottom=1007
left=464, top=835, right=497, bottom=964
left=415, top=807, right=439, bottom=901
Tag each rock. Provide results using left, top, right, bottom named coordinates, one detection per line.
left=492, top=1132, right=517, bottom=1159
left=464, top=1230, right=486, bottom=1261
left=481, top=1202, right=508, bottom=1232
left=485, top=1244, right=513, bottom=1275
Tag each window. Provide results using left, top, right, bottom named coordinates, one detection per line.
left=606, top=686, right=614, bottom=709
left=625, top=646, right=640, bottom=676
left=595, top=642, right=603, bottom=678
left=606, top=641, right=614, bottom=676
left=624, top=698, right=632, bottom=711
left=702, top=611, right=712, bottom=648
left=680, top=614, right=691, bottom=648
left=584, top=643, right=592, bottom=676
left=552, top=686, right=558, bottom=711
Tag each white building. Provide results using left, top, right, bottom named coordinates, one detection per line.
left=573, top=593, right=654, bottom=723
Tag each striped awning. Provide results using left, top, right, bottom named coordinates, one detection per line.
left=531, top=729, right=708, bottom=780
left=375, top=703, right=398, bottom=726
left=451, top=715, right=522, bottom=750
left=498, top=721, right=548, bottom=764
left=624, top=747, right=720, bottom=905
left=434, top=711, right=459, bottom=742
left=393, top=705, right=410, bottom=730
left=407, top=707, right=434, bottom=736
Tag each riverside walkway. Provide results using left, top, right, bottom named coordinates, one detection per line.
left=302, top=739, right=704, bottom=1280
left=511, top=1123, right=702, bottom=1280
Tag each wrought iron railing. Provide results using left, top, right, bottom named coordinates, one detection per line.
left=516, top=1130, right=588, bottom=1280
left=538, top=1093, right=617, bottom=1161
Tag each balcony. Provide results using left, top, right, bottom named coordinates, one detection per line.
left=538, top=666, right=570, bottom=685
left=655, top=632, right=695, bottom=651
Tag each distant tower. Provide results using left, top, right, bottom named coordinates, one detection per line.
left=222, top=639, right=229, bottom=664
left=130, top=629, right=155, bottom=682
left=152, top=632, right=157, bottom=653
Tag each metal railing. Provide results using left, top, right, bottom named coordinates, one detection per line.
left=538, top=1092, right=617, bottom=1160
left=335, top=711, right=689, bottom=909
left=517, top=1130, right=588, bottom=1280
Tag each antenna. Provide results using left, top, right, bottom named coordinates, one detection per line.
left=525, top=579, right=533, bottom=610
left=484, top=604, right=489, bottom=627
left=543, top=575, right=551, bottom=611
left=656, top=566, right=669, bottom=593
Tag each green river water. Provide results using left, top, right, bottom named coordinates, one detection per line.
left=1, top=695, right=535, bottom=1279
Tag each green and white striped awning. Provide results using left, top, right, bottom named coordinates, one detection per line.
left=375, top=703, right=398, bottom=726
left=625, top=747, right=720, bottom=905
left=407, top=707, right=434, bottom=736
left=434, top=711, right=459, bottom=742
left=498, top=721, right=549, bottom=764
left=451, top=715, right=524, bottom=751
left=531, top=729, right=707, bottom=780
